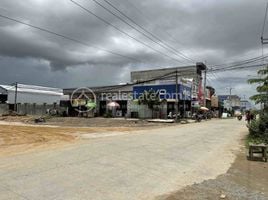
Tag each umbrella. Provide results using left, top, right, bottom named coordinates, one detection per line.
left=200, top=106, right=209, bottom=111
left=107, top=102, right=120, bottom=108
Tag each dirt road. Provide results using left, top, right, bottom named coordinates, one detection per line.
left=0, top=119, right=247, bottom=200
left=157, top=145, right=268, bottom=200
left=0, top=116, right=175, bottom=156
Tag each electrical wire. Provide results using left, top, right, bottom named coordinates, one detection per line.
left=211, top=54, right=268, bottom=69
left=0, top=13, right=142, bottom=62
left=96, top=0, right=195, bottom=63
left=86, top=69, right=200, bottom=93
left=70, top=0, right=188, bottom=64
left=119, top=0, right=202, bottom=62
left=209, top=63, right=266, bottom=73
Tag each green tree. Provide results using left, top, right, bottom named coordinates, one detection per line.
left=247, top=67, right=268, bottom=144
left=247, top=67, right=268, bottom=110
left=138, top=89, right=161, bottom=118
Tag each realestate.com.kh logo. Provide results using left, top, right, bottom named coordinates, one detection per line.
left=70, top=87, right=97, bottom=113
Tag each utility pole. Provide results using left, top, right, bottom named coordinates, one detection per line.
left=203, top=68, right=207, bottom=107
left=175, top=70, right=179, bottom=122
left=14, top=82, right=18, bottom=112
left=227, top=87, right=234, bottom=110
left=229, top=87, right=233, bottom=96
left=181, top=79, right=186, bottom=118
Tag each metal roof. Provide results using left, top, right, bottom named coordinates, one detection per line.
left=0, top=84, right=63, bottom=96
left=64, top=84, right=133, bottom=95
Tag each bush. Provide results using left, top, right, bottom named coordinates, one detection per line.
left=248, top=111, right=268, bottom=144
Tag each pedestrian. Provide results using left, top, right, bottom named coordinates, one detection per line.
left=250, top=112, right=254, bottom=121
left=245, top=111, right=251, bottom=124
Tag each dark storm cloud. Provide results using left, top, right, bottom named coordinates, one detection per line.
left=0, top=0, right=266, bottom=99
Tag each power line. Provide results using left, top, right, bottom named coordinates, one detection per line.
left=211, top=54, right=268, bottom=69
left=120, top=0, right=202, bottom=61
left=97, top=0, right=195, bottom=63
left=70, top=0, right=188, bottom=64
left=208, top=55, right=268, bottom=74
left=98, top=69, right=201, bottom=93
left=209, top=63, right=266, bottom=73
left=0, top=13, right=142, bottom=62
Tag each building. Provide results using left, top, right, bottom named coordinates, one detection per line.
left=211, top=95, right=219, bottom=108
left=131, top=63, right=206, bottom=117
left=63, top=63, right=208, bottom=118
left=204, top=86, right=215, bottom=108
left=132, top=83, right=192, bottom=118
left=0, top=84, right=63, bottom=105
left=240, top=100, right=252, bottom=111
left=0, top=84, right=64, bottom=115
left=63, top=84, right=133, bottom=117
left=131, top=63, right=206, bottom=100
left=63, top=82, right=193, bottom=118
left=218, top=95, right=241, bottom=111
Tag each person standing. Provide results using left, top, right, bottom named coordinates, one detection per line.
left=246, top=111, right=251, bottom=124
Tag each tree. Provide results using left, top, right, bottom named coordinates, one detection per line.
left=138, top=89, right=161, bottom=118
left=247, top=67, right=268, bottom=144
left=248, top=67, right=268, bottom=110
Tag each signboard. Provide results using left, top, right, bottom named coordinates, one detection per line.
left=133, top=84, right=192, bottom=100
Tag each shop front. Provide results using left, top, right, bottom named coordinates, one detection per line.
left=133, top=83, right=192, bottom=118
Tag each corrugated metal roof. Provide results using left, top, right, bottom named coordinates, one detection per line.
left=63, top=84, right=133, bottom=95
left=0, top=84, right=63, bottom=96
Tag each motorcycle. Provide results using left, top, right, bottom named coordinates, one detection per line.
left=192, top=113, right=202, bottom=122
left=237, top=115, right=242, bottom=121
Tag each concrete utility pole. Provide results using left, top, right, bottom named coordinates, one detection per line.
left=227, top=87, right=234, bottom=110
left=175, top=70, right=179, bottom=122
left=203, top=68, right=207, bottom=107
left=14, top=82, right=18, bottom=112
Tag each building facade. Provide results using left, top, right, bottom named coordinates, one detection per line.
left=240, top=100, right=252, bottom=111
left=218, top=95, right=241, bottom=111
left=63, top=63, right=207, bottom=118
left=131, top=63, right=206, bottom=100
left=0, top=84, right=63, bottom=105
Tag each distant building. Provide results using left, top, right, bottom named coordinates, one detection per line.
left=205, top=86, right=215, bottom=108
left=63, top=63, right=210, bottom=118
left=64, top=84, right=133, bottom=117
left=130, top=63, right=206, bottom=118
left=211, top=95, right=219, bottom=108
left=0, top=84, right=63, bottom=107
left=240, top=100, right=252, bottom=111
left=131, top=63, right=206, bottom=100
left=218, top=95, right=241, bottom=110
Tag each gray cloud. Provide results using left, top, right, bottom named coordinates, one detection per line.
left=0, top=0, right=266, bottom=101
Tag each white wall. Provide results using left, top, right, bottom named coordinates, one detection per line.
left=7, top=91, right=62, bottom=105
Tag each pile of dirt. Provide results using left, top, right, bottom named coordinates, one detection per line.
left=0, top=116, right=175, bottom=128
left=41, top=117, right=174, bottom=128
left=0, top=115, right=34, bottom=123
left=157, top=146, right=268, bottom=200
left=0, top=123, right=138, bottom=156
left=0, top=116, right=175, bottom=156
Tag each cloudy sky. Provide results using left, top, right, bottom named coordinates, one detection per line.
left=0, top=0, right=267, bottom=103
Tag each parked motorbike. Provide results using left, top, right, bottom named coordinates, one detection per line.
left=192, top=113, right=202, bottom=122
left=237, top=115, right=242, bottom=121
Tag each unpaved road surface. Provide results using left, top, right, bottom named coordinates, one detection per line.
left=0, top=122, right=142, bottom=156
left=0, top=119, right=245, bottom=200
left=158, top=146, right=268, bottom=200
